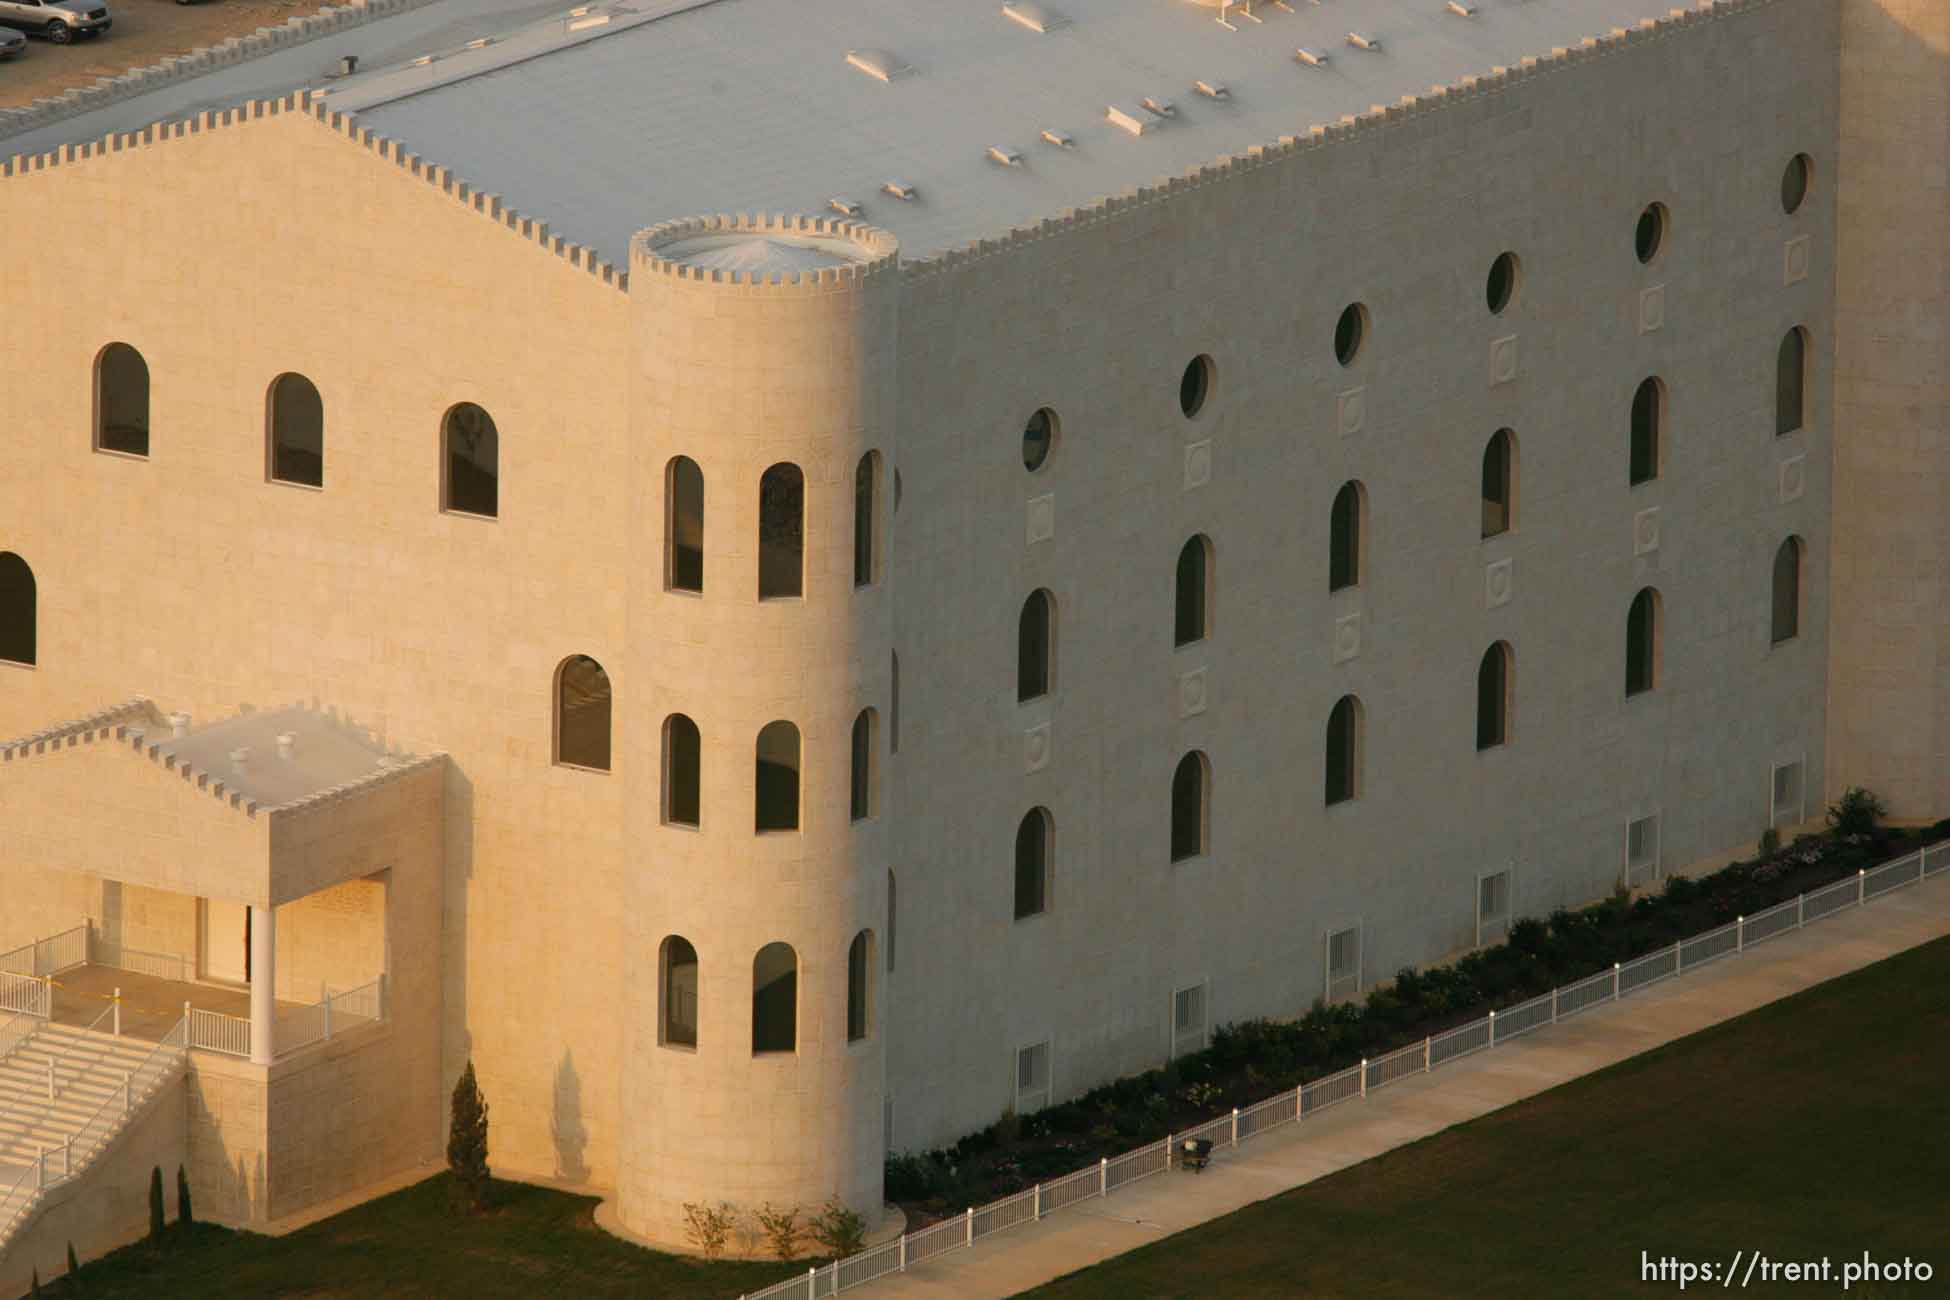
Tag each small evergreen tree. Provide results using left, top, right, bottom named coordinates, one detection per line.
left=66, top=1241, right=79, bottom=1276
left=447, top=1060, right=491, bottom=1213
left=29, top=1266, right=39, bottom=1298
left=177, top=1163, right=195, bottom=1225
left=148, top=1165, right=166, bottom=1240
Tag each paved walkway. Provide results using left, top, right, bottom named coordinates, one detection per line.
left=864, top=869, right=1950, bottom=1298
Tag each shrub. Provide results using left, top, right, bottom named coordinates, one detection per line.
left=807, top=1196, right=867, bottom=1259
left=447, top=1060, right=492, bottom=1214
left=177, top=1163, right=194, bottom=1225
left=148, top=1165, right=165, bottom=1240
left=682, top=1201, right=738, bottom=1259
left=883, top=1152, right=937, bottom=1202
left=1827, top=787, right=1887, bottom=838
left=1758, top=826, right=1782, bottom=857
left=1662, top=873, right=1701, bottom=905
left=66, top=1242, right=78, bottom=1276
left=754, top=1201, right=800, bottom=1262
left=1507, top=917, right=1546, bottom=955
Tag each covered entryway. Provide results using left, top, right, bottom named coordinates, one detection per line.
left=200, top=898, right=250, bottom=985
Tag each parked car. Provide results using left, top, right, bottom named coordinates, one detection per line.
left=0, top=25, right=26, bottom=58
left=0, top=0, right=111, bottom=44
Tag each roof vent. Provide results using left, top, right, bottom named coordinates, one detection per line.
left=568, top=11, right=612, bottom=31
left=1295, top=47, right=1330, bottom=67
left=1194, top=80, right=1230, bottom=100
left=1142, top=96, right=1176, bottom=119
left=1446, top=0, right=1478, bottom=14
left=169, top=712, right=191, bottom=739
left=230, top=746, right=252, bottom=769
left=846, top=48, right=911, bottom=82
left=277, top=732, right=297, bottom=760
left=1040, top=128, right=1074, bottom=148
left=1002, top=1, right=1068, bottom=33
left=1347, top=31, right=1382, bottom=51
left=1106, top=105, right=1148, bottom=136
left=409, top=53, right=437, bottom=67
left=988, top=145, right=1024, bottom=167
left=882, top=178, right=919, bottom=201
left=829, top=196, right=863, bottom=217
left=466, top=36, right=496, bottom=48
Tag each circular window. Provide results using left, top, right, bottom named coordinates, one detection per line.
left=1781, top=153, right=1812, bottom=215
left=1334, top=303, right=1367, bottom=367
left=1486, top=252, right=1519, bottom=315
left=1635, top=203, right=1667, bottom=264
left=1179, top=355, right=1214, bottom=419
left=1022, top=408, right=1057, bottom=472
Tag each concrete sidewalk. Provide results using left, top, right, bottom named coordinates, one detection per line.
left=862, top=870, right=1950, bottom=1299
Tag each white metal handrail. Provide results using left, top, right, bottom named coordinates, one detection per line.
left=736, top=839, right=1948, bottom=1300
left=187, top=1007, right=251, bottom=1058
left=0, top=971, right=48, bottom=1019
left=277, top=975, right=387, bottom=1058
left=0, top=1009, right=36, bottom=1064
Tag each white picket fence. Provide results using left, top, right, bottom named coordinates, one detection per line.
left=739, top=840, right=1950, bottom=1300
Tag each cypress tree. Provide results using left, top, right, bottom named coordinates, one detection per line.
left=447, top=1060, right=491, bottom=1213
left=177, top=1163, right=195, bottom=1226
left=148, top=1165, right=166, bottom=1240
left=66, top=1242, right=79, bottom=1276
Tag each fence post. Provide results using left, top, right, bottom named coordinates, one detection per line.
left=41, top=974, right=52, bottom=1019
left=1165, top=1133, right=1174, bottom=1171
left=113, top=986, right=121, bottom=1037
left=1612, top=961, right=1621, bottom=1000
left=806, top=1265, right=815, bottom=1299
left=1857, top=868, right=1866, bottom=904
left=1424, top=1036, right=1431, bottom=1072
left=1737, top=916, right=1744, bottom=953
left=1034, top=1181, right=1042, bottom=1220
left=1296, top=1083, right=1305, bottom=1120
left=898, top=1233, right=907, bottom=1272
left=1359, top=1060, right=1367, bottom=1098
left=1488, top=1010, right=1496, bottom=1047
left=1099, top=1156, right=1108, bottom=1196
left=965, top=1206, right=973, bottom=1247
left=1231, top=1107, right=1240, bottom=1147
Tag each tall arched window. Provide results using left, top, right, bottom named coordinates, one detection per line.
left=756, top=721, right=801, bottom=832
left=666, top=456, right=705, bottom=592
left=94, top=342, right=150, bottom=457
left=1776, top=328, right=1808, bottom=436
left=441, top=402, right=499, bottom=517
left=847, top=930, right=873, bottom=1042
left=0, top=553, right=35, bottom=667
left=850, top=708, right=878, bottom=822
left=854, top=451, right=881, bottom=588
left=1015, top=808, right=1051, bottom=918
left=554, top=655, right=612, bottom=771
left=1170, top=752, right=1210, bottom=862
left=1481, top=430, right=1517, bottom=538
left=1326, top=696, right=1362, bottom=805
left=1019, top=590, right=1054, bottom=702
left=659, top=936, right=699, bottom=1048
left=1329, top=482, right=1363, bottom=591
left=1174, top=536, right=1211, bottom=647
left=758, top=463, right=805, bottom=599
left=1477, top=642, right=1513, bottom=750
left=267, top=372, right=324, bottom=488
left=1772, top=537, right=1803, bottom=644
left=1630, top=378, right=1664, bottom=486
left=1626, top=588, right=1662, bottom=696
left=662, top=713, right=701, bottom=826
left=752, top=942, right=798, bottom=1054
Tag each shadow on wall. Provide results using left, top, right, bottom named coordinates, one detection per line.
left=552, top=1048, right=588, bottom=1184
left=443, top=764, right=475, bottom=1127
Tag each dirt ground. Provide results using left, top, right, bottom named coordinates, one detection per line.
left=0, top=0, right=337, bottom=109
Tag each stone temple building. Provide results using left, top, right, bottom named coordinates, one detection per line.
left=0, top=0, right=1943, bottom=1282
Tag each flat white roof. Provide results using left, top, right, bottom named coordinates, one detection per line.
left=332, top=0, right=1680, bottom=264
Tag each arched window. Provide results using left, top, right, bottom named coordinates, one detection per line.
left=1334, top=303, right=1368, bottom=367
left=1170, top=752, right=1209, bottom=862
left=662, top=714, right=701, bottom=826
left=1329, top=482, right=1363, bottom=592
left=441, top=403, right=499, bottom=517
left=854, top=452, right=880, bottom=588
left=267, top=372, right=324, bottom=488
left=1630, top=378, right=1664, bottom=486
left=752, top=942, right=798, bottom=1054
left=1776, top=328, right=1808, bottom=436
left=659, top=936, right=699, bottom=1048
left=850, top=708, right=878, bottom=822
left=1781, top=153, right=1813, bottom=215
left=1481, top=430, right=1516, bottom=538
left=554, top=655, right=612, bottom=771
left=666, top=456, right=705, bottom=592
left=1626, top=588, right=1662, bottom=696
left=1477, top=642, right=1513, bottom=750
left=886, top=870, right=897, bottom=973
left=1772, top=537, right=1803, bottom=644
left=1023, top=408, right=1057, bottom=472
left=94, top=343, right=150, bottom=457
left=1019, top=590, right=1054, bottom=702
left=0, top=553, right=35, bottom=667
left=1326, top=696, right=1362, bottom=805
left=847, top=930, right=873, bottom=1042
left=756, top=721, right=801, bottom=832
left=1015, top=808, right=1051, bottom=918
left=1180, top=354, right=1214, bottom=419
left=758, top=463, right=805, bottom=599
left=1174, top=536, right=1211, bottom=647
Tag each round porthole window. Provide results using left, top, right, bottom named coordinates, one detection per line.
left=1022, top=408, right=1057, bottom=472
left=1781, top=153, right=1812, bottom=215
left=1635, top=202, right=1668, bottom=264
left=1486, top=252, right=1519, bottom=316
left=1334, top=303, right=1368, bottom=367
left=1179, top=354, right=1214, bottom=419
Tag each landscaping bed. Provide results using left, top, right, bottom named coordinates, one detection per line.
left=886, top=793, right=1950, bottom=1228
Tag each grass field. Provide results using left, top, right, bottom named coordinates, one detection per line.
left=35, top=1173, right=799, bottom=1299
left=1025, top=935, right=1950, bottom=1299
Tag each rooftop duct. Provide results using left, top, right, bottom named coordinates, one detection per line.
left=846, top=48, right=912, bottom=82
left=1002, top=2, right=1068, bottom=33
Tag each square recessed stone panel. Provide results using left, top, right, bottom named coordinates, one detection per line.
left=1779, top=454, right=1806, bottom=504
left=1183, top=440, right=1212, bottom=491
left=1485, top=557, right=1513, bottom=609
left=1333, top=612, right=1361, bottom=664
left=1490, top=335, right=1518, bottom=387
left=1784, top=235, right=1811, bottom=286
left=1639, top=284, right=1665, bottom=334
left=1024, top=722, right=1051, bottom=773
left=1027, top=493, right=1055, bottom=545
left=1178, top=667, right=1208, bottom=718
left=1338, top=387, right=1365, bottom=438
left=1634, top=506, right=1661, bottom=556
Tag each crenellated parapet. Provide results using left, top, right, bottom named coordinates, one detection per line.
left=0, top=697, right=158, bottom=760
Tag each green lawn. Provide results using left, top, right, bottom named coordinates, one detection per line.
left=1025, top=934, right=1950, bottom=1299
left=38, top=1173, right=799, bottom=1299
